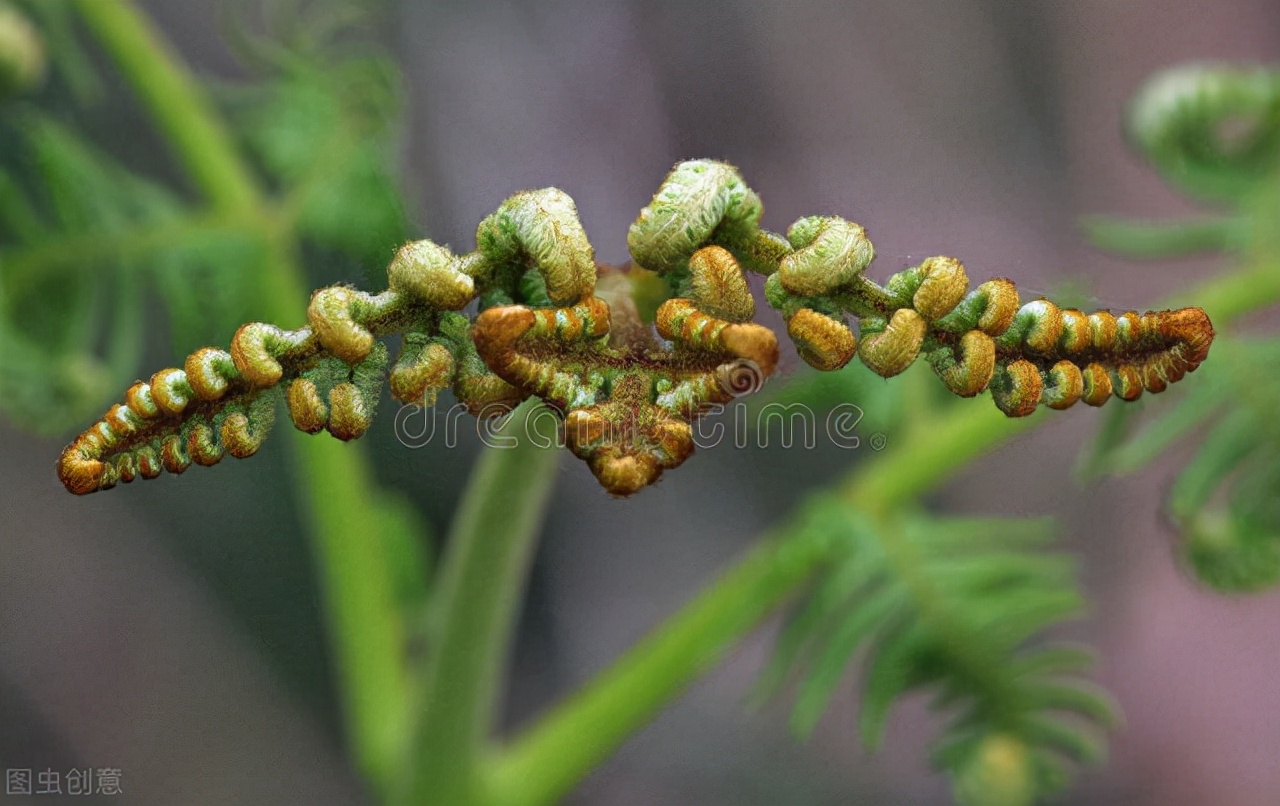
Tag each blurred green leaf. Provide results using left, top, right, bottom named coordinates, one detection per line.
left=228, top=51, right=409, bottom=269
left=0, top=111, right=269, bottom=429
left=1081, top=216, right=1241, bottom=258
left=757, top=500, right=1116, bottom=801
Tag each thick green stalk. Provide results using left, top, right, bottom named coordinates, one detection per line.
left=399, top=402, right=559, bottom=806
left=486, top=404, right=1037, bottom=806
left=74, top=0, right=408, bottom=788
left=294, top=436, right=413, bottom=785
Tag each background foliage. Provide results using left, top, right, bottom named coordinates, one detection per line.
left=1, top=2, right=1278, bottom=805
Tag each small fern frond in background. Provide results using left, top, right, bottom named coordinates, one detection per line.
left=1080, top=64, right=1280, bottom=593
left=0, top=113, right=175, bottom=433
left=1083, top=337, right=1280, bottom=591
left=0, top=0, right=410, bottom=436
left=756, top=501, right=1117, bottom=803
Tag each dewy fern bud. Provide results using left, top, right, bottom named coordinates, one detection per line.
left=59, top=161, right=1213, bottom=496
left=928, top=330, right=997, bottom=398
left=475, top=188, right=597, bottom=305
left=389, top=338, right=456, bottom=406
left=183, top=348, right=239, bottom=400
left=778, top=216, right=875, bottom=297
left=307, top=287, right=379, bottom=363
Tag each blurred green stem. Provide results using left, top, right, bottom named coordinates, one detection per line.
left=74, top=0, right=408, bottom=789
left=491, top=249, right=1277, bottom=805
left=844, top=404, right=1043, bottom=515
left=70, top=0, right=258, bottom=213
left=399, top=402, right=559, bottom=806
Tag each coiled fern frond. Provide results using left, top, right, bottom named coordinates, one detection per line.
left=59, top=157, right=1216, bottom=496
left=630, top=160, right=1215, bottom=415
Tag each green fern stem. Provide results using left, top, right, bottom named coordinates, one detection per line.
left=398, top=400, right=559, bottom=806
left=70, top=0, right=259, bottom=213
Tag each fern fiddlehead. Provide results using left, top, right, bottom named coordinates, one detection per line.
left=59, top=160, right=1214, bottom=497
left=630, top=160, right=1215, bottom=414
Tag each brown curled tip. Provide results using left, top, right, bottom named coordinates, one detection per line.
left=859, top=309, right=927, bottom=378
left=566, top=407, right=695, bottom=497
left=472, top=306, right=538, bottom=358
left=1158, top=307, right=1214, bottom=368
left=934, top=330, right=996, bottom=397
left=593, top=452, right=662, bottom=497
left=57, top=439, right=106, bottom=495
left=979, top=306, right=1212, bottom=415
left=911, top=256, right=968, bottom=321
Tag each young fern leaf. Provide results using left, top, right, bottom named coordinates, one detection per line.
left=1126, top=63, right=1280, bottom=202
left=757, top=501, right=1117, bottom=802
left=57, top=238, right=482, bottom=494
left=60, top=156, right=1216, bottom=496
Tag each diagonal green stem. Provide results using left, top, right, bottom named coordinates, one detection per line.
left=843, top=403, right=1043, bottom=514
left=397, top=401, right=559, bottom=806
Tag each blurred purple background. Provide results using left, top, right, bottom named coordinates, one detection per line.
left=3, top=1, right=1279, bottom=804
